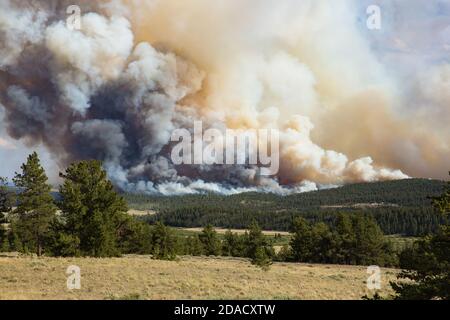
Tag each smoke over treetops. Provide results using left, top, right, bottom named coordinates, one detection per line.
left=0, top=0, right=448, bottom=195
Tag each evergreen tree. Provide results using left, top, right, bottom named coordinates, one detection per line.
left=352, top=215, right=391, bottom=266
left=185, top=235, right=205, bottom=256
left=222, top=230, right=234, bottom=256
left=0, top=177, right=13, bottom=222
left=392, top=174, right=450, bottom=300
left=290, top=217, right=313, bottom=262
left=118, top=217, right=152, bottom=254
left=253, top=246, right=272, bottom=271
left=46, top=227, right=80, bottom=257
left=55, top=160, right=128, bottom=257
left=11, top=152, right=56, bottom=256
left=334, top=214, right=395, bottom=266
left=1, top=236, right=9, bottom=252
left=223, top=230, right=246, bottom=257
left=291, top=214, right=395, bottom=266
left=275, top=244, right=292, bottom=262
left=246, top=221, right=274, bottom=269
left=150, top=221, right=177, bottom=260
left=431, top=173, right=450, bottom=215
left=199, top=225, right=221, bottom=256
left=11, top=231, right=23, bottom=252
left=310, top=222, right=336, bottom=263
left=334, top=214, right=356, bottom=264
left=0, top=177, right=11, bottom=251
left=246, top=221, right=266, bottom=257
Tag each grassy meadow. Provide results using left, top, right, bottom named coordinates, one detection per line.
left=0, top=254, right=398, bottom=300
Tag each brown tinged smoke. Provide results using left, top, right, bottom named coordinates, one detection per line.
left=0, top=0, right=448, bottom=195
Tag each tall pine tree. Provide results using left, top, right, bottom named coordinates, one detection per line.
left=0, top=177, right=12, bottom=246
left=12, top=152, right=56, bottom=256
left=0, top=177, right=13, bottom=221
left=392, top=173, right=450, bottom=300
left=290, top=217, right=314, bottom=262
left=199, top=225, right=221, bottom=256
left=56, top=160, right=128, bottom=257
left=246, top=221, right=274, bottom=270
left=150, top=221, right=177, bottom=260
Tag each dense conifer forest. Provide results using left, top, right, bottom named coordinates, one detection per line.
left=125, top=179, right=447, bottom=236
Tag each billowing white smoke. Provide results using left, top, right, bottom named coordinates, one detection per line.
left=1, top=0, right=447, bottom=195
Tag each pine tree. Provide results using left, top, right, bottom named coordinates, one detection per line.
left=290, top=217, right=313, bottom=262
left=0, top=178, right=10, bottom=251
left=222, top=230, right=241, bottom=257
left=56, top=160, right=128, bottom=257
left=276, top=244, right=292, bottom=262
left=334, top=214, right=356, bottom=264
left=11, top=152, right=56, bottom=256
left=150, top=221, right=177, bottom=260
left=11, top=231, right=23, bottom=252
left=222, top=230, right=234, bottom=256
left=199, top=225, right=221, bottom=256
left=352, top=215, right=389, bottom=266
left=246, top=220, right=274, bottom=269
left=46, top=230, right=80, bottom=257
left=185, top=235, right=204, bottom=256
left=222, top=230, right=247, bottom=257
left=392, top=173, right=450, bottom=300
left=118, top=217, right=152, bottom=254
left=290, top=214, right=394, bottom=266
left=431, top=173, right=450, bottom=215
left=1, top=236, right=9, bottom=252
left=0, top=177, right=13, bottom=222
left=310, top=222, right=335, bottom=263
left=252, top=246, right=272, bottom=271
left=246, top=221, right=264, bottom=257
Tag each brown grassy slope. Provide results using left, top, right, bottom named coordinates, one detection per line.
left=180, top=228, right=290, bottom=236
left=0, top=255, right=397, bottom=300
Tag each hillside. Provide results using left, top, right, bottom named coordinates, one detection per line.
left=0, top=255, right=398, bottom=300
left=125, top=179, right=447, bottom=236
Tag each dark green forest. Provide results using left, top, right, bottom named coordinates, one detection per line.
left=125, top=179, right=447, bottom=236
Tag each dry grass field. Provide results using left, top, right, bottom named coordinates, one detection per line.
left=0, top=254, right=398, bottom=300
left=180, top=228, right=290, bottom=236
left=127, top=209, right=156, bottom=216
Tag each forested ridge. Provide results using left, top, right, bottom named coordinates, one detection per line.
left=125, top=179, right=447, bottom=236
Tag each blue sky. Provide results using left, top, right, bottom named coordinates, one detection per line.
left=358, top=0, right=450, bottom=66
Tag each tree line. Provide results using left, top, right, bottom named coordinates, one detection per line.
left=140, top=206, right=443, bottom=237
left=0, top=152, right=130, bottom=257
left=388, top=174, right=449, bottom=300
left=0, top=152, right=275, bottom=266
left=126, top=179, right=446, bottom=237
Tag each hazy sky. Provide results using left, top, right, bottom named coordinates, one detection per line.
left=0, top=108, right=59, bottom=182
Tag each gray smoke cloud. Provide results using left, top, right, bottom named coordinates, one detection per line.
left=0, top=0, right=274, bottom=194
left=3, top=0, right=442, bottom=195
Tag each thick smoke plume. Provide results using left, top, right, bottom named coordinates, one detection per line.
left=0, top=0, right=448, bottom=195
